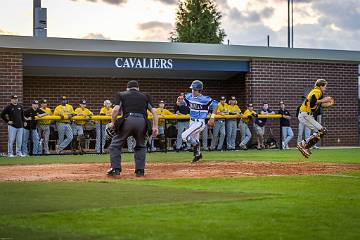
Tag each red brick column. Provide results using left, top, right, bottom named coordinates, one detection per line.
left=0, top=52, right=23, bottom=153
left=246, top=59, right=359, bottom=147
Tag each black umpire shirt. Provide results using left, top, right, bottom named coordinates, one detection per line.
left=114, top=89, right=153, bottom=116
left=24, top=108, right=45, bottom=130
left=278, top=109, right=291, bottom=127
left=174, top=104, right=190, bottom=122
left=1, top=103, right=25, bottom=128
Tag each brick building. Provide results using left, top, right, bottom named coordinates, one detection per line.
left=0, top=35, right=359, bottom=152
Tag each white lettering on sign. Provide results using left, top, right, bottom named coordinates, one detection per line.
left=115, top=57, right=173, bottom=69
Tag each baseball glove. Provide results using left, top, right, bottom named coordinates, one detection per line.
left=321, top=96, right=335, bottom=108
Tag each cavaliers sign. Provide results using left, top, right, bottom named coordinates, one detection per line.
left=115, top=57, right=173, bottom=69
left=23, top=54, right=249, bottom=72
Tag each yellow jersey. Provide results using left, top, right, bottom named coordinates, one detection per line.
left=300, top=87, right=323, bottom=113
left=98, top=107, right=113, bottom=124
left=226, top=104, right=241, bottom=115
left=38, top=107, right=52, bottom=125
left=156, top=108, right=173, bottom=126
left=53, top=104, right=75, bottom=123
left=74, top=107, right=93, bottom=125
left=216, top=103, right=229, bottom=120
left=241, top=109, right=257, bottom=123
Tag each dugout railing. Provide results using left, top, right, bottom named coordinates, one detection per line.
left=33, top=114, right=283, bottom=155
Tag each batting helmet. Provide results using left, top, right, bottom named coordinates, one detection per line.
left=315, top=79, right=327, bottom=87
left=189, top=80, right=203, bottom=91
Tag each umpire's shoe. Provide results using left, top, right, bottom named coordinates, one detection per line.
left=107, top=168, right=121, bottom=176
left=135, top=169, right=145, bottom=177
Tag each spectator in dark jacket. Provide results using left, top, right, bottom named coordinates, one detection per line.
left=278, top=101, right=294, bottom=149
left=1, top=95, right=26, bottom=157
left=254, top=103, right=275, bottom=150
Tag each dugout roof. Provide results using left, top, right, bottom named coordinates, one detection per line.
left=0, top=35, right=360, bottom=80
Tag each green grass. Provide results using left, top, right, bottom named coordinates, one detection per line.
left=0, top=149, right=359, bottom=239
left=0, top=175, right=359, bottom=240
left=1, top=148, right=360, bottom=165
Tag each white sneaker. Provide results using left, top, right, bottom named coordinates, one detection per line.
left=8, top=154, right=15, bottom=158
left=20, top=154, right=27, bottom=157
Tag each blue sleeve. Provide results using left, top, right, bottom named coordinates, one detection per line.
left=184, top=93, right=191, bottom=106
left=209, top=100, right=218, bottom=110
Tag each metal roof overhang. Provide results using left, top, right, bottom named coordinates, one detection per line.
left=1, top=35, right=360, bottom=79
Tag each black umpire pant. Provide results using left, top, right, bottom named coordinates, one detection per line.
left=109, top=116, right=147, bottom=170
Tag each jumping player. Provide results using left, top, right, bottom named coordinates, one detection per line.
left=180, top=80, right=218, bottom=163
left=297, top=79, right=333, bottom=158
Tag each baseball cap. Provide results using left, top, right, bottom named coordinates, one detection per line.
left=10, top=95, right=18, bottom=99
left=220, top=96, right=226, bottom=100
left=231, top=96, right=236, bottom=100
left=159, top=100, right=165, bottom=104
left=60, top=96, right=67, bottom=100
left=42, top=99, right=48, bottom=104
left=248, top=103, right=253, bottom=107
left=127, top=80, right=139, bottom=88
left=32, top=100, right=39, bottom=104
left=81, top=99, right=87, bottom=104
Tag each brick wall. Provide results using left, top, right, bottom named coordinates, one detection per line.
left=1, top=56, right=358, bottom=152
left=246, top=59, right=359, bottom=147
left=0, top=52, right=23, bottom=153
left=23, top=75, right=246, bottom=112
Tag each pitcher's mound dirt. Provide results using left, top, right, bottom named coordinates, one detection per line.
left=0, top=161, right=359, bottom=182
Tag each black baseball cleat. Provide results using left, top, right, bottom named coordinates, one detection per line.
left=192, top=153, right=203, bottom=163
left=135, top=169, right=145, bottom=177
left=107, top=168, right=121, bottom=176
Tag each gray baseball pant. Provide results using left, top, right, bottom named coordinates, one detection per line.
left=226, top=120, right=237, bottom=150
left=109, top=116, right=146, bottom=170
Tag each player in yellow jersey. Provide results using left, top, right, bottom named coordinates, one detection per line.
left=96, top=100, right=113, bottom=153
left=238, top=103, right=257, bottom=150
left=73, top=100, right=93, bottom=154
left=210, top=96, right=228, bottom=150
left=297, top=79, right=333, bottom=158
left=225, top=96, right=241, bottom=150
left=149, top=100, right=173, bottom=151
left=38, top=99, right=52, bottom=154
left=53, top=96, right=75, bottom=154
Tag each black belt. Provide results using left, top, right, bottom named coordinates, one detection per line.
left=190, top=118, right=204, bottom=121
left=125, top=113, right=145, bottom=118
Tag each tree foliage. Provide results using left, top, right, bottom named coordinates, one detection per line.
left=170, top=0, right=226, bottom=44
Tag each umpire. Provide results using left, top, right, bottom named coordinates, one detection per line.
left=107, top=80, right=158, bottom=177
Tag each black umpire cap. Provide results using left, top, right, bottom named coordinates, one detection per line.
left=10, top=94, right=18, bottom=99
left=32, top=100, right=39, bottom=104
left=127, top=80, right=139, bottom=88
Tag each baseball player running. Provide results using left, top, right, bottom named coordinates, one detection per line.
left=297, top=79, right=333, bottom=158
left=179, top=80, right=218, bottom=163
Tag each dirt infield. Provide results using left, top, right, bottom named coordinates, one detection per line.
left=0, top=161, right=359, bottom=182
